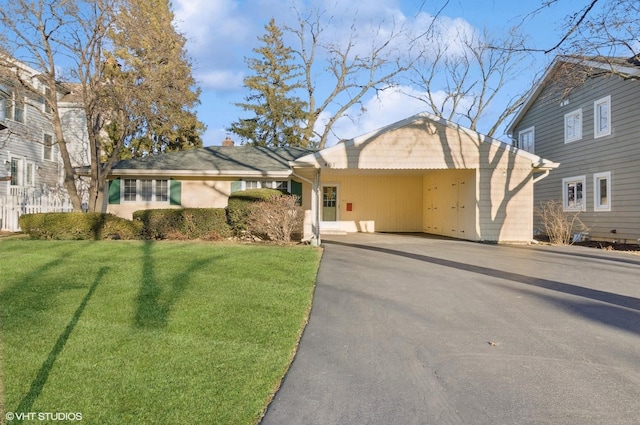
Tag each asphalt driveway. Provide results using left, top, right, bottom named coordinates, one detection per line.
left=260, top=233, right=640, bottom=425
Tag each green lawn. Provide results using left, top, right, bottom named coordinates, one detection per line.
left=0, top=239, right=321, bottom=424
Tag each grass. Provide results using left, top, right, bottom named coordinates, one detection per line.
left=0, top=239, right=321, bottom=424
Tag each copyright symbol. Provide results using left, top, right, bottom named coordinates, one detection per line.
left=6, top=412, right=15, bottom=421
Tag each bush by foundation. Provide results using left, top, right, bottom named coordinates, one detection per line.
left=133, top=208, right=232, bottom=240
left=19, top=212, right=142, bottom=240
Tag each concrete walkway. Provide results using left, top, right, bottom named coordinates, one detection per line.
left=261, top=233, right=640, bottom=425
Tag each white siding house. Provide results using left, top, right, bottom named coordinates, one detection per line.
left=0, top=58, right=87, bottom=230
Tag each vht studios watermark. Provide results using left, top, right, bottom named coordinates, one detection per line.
left=5, top=412, right=83, bottom=421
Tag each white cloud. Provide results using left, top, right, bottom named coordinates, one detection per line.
left=407, top=12, right=478, bottom=59
left=319, top=86, right=427, bottom=145
left=317, top=84, right=486, bottom=146
left=196, top=70, right=244, bottom=91
left=173, top=0, right=253, bottom=54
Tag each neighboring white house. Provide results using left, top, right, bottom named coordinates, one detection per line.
left=0, top=57, right=87, bottom=230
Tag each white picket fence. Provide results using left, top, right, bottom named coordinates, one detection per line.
left=0, top=192, right=73, bottom=232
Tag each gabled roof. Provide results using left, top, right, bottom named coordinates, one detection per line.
left=0, top=54, right=72, bottom=96
left=107, top=113, right=557, bottom=179
left=507, top=55, right=640, bottom=136
left=59, top=83, right=83, bottom=104
left=110, top=145, right=317, bottom=178
left=292, top=112, right=558, bottom=171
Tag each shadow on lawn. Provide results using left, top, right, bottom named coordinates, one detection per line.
left=133, top=242, right=218, bottom=329
left=14, top=267, right=108, bottom=419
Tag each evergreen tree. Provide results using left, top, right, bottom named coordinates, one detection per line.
left=108, top=0, right=205, bottom=158
left=229, top=19, right=309, bottom=147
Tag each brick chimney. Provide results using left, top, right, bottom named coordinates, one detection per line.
left=221, top=136, right=235, bottom=147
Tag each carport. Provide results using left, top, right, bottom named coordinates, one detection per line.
left=291, top=112, right=558, bottom=244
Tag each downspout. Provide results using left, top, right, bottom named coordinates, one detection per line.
left=291, top=169, right=321, bottom=246
left=533, top=169, right=550, bottom=184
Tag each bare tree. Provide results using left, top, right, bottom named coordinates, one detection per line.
left=0, top=0, right=114, bottom=211
left=406, top=26, right=536, bottom=138
left=286, top=9, right=420, bottom=148
left=523, top=1, right=640, bottom=83
left=527, top=0, right=638, bottom=58
left=0, top=0, right=203, bottom=212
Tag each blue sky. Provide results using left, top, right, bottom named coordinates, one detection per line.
left=172, top=0, right=580, bottom=146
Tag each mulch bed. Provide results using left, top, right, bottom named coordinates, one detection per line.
left=573, top=240, right=640, bottom=253
left=535, top=235, right=640, bottom=253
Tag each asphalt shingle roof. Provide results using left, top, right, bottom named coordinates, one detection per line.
left=112, top=145, right=317, bottom=173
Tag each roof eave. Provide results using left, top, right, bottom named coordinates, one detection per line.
left=508, top=55, right=640, bottom=136
left=107, top=169, right=293, bottom=179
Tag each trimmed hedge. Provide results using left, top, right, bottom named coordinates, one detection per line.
left=19, top=212, right=143, bottom=240
left=17, top=201, right=295, bottom=241
left=133, top=208, right=232, bottom=240
left=227, top=189, right=286, bottom=234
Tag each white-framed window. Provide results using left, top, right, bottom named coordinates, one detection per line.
left=562, top=175, right=586, bottom=211
left=593, top=171, right=611, bottom=211
left=564, top=108, right=582, bottom=143
left=594, top=96, right=611, bottom=138
left=140, top=179, right=153, bottom=201
left=122, top=179, right=169, bottom=203
left=518, top=127, right=535, bottom=152
left=2, top=87, right=25, bottom=123
left=123, top=179, right=137, bottom=201
left=9, top=157, right=22, bottom=186
left=42, top=86, right=52, bottom=114
left=155, top=179, right=168, bottom=202
left=43, top=133, right=56, bottom=161
left=25, top=162, right=35, bottom=186
left=0, top=96, right=6, bottom=122
left=243, top=180, right=289, bottom=191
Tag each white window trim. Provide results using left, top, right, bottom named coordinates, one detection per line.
left=8, top=155, right=24, bottom=187
left=0, top=96, right=6, bottom=121
left=25, top=161, right=35, bottom=187
left=43, top=133, right=56, bottom=162
left=518, top=126, right=535, bottom=152
left=42, top=86, right=52, bottom=114
left=562, top=175, right=586, bottom=212
left=241, top=180, right=290, bottom=191
left=7, top=89, right=25, bottom=123
left=593, top=96, right=611, bottom=138
left=122, top=178, right=170, bottom=203
left=593, top=171, right=611, bottom=212
left=564, top=108, right=582, bottom=143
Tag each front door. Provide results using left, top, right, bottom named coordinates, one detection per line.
left=322, top=186, right=338, bottom=221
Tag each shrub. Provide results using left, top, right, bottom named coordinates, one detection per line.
left=19, top=212, right=142, bottom=240
left=133, top=208, right=232, bottom=240
left=246, top=194, right=303, bottom=243
left=535, top=199, right=588, bottom=245
left=227, top=189, right=285, bottom=234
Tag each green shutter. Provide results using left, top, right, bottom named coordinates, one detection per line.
left=170, top=179, right=181, bottom=205
left=290, top=180, right=302, bottom=204
left=230, top=181, right=243, bottom=193
left=108, top=178, right=120, bottom=204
